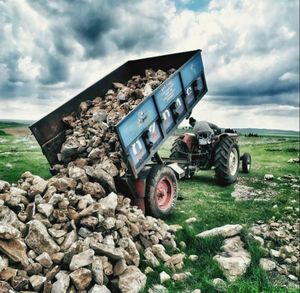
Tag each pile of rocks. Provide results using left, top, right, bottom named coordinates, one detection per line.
left=56, top=68, right=175, bottom=176
left=250, top=218, right=300, bottom=283
left=0, top=172, right=185, bottom=292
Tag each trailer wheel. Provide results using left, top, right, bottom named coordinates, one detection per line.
left=241, top=153, right=251, bottom=173
left=145, top=166, right=177, bottom=218
left=214, top=137, right=240, bottom=185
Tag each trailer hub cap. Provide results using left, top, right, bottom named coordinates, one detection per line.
left=155, top=176, right=174, bottom=211
left=229, top=148, right=238, bottom=176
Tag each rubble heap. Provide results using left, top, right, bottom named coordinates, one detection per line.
left=0, top=172, right=184, bottom=292
left=0, top=69, right=186, bottom=293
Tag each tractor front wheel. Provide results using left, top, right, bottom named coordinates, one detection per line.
left=214, top=137, right=240, bottom=185
left=145, top=166, right=177, bottom=218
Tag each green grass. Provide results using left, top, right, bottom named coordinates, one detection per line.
left=0, top=121, right=28, bottom=129
left=0, top=126, right=299, bottom=292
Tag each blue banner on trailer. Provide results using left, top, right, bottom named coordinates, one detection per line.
left=116, top=50, right=207, bottom=177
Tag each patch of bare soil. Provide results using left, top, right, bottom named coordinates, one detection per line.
left=3, top=127, right=30, bottom=136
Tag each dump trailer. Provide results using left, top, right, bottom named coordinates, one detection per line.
left=30, top=49, right=207, bottom=218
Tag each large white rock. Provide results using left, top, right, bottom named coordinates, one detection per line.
left=69, top=249, right=95, bottom=271
left=213, top=236, right=251, bottom=282
left=118, top=266, right=146, bottom=293
left=0, top=224, right=21, bottom=240
left=259, top=258, right=276, bottom=271
left=196, top=224, right=243, bottom=238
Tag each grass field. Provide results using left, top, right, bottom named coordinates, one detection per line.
left=0, top=123, right=299, bottom=292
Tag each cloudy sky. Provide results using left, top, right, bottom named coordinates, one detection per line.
left=0, top=0, right=299, bottom=130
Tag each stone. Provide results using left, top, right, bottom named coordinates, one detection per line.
left=70, top=268, right=92, bottom=290
left=0, top=205, right=26, bottom=235
left=118, top=266, right=147, bottom=293
left=160, top=271, right=171, bottom=283
left=68, top=166, right=87, bottom=181
left=0, top=238, right=28, bottom=266
left=92, top=166, right=116, bottom=192
left=61, top=230, right=77, bottom=251
left=30, top=175, right=48, bottom=195
left=189, top=255, right=199, bottom=262
left=69, top=249, right=95, bottom=270
left=264, top=174, right=274, bottom=180
left=0, top=224, right=21, bottom=239
left=212, top=278, right=227, bottom=292
left=259, top=258, right=276, bottom=271
left=152, top=244, right=170, bottom=262
left=29, top=275, right=46, bottom=291
left=114, top=258, right=127, bottom=276
left=11, top=275, right=29, bottom=291
left=149, top=284, right=168, bottom=293
left=51, top=271, right=70, bottom=293
left=0, top=267, right=17, bottom=281
left=172, top=273, right=188, bottom=281
left=0, top=180, right=10, bottom=193
left=185, top=217, right=197, bottom=224
left=0, top=281, right=12, bottom=292
left=25, top=220, right=60, bottom=255
left=191, top=290, right=201, bottom=293
left=144, top=248, right=160, bottom=267
left=196, top=224, right=243, bottom=238
left=213, top=236, right=251, bottom=282
left=35, top=252, right=53, bottom=268
left=99, top=192, right=118, bottom=216
left=119, top=237, right=140, bottom=266
left=92, top=256, right=104, bottom=285
left=90, top=242, right=124, bottom=260
left=37, top=203, right=53, bottom=217
left=89, top=284, right=111, bottom=293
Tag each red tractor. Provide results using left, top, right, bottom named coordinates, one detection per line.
left=169, top=118, right=251, bottom=185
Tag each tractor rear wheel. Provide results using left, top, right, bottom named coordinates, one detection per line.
left=214, top=137, right=240, bottom=185
left=145, top=166, right=177, bottom=218
left=170, top=138, right=188, bottom=159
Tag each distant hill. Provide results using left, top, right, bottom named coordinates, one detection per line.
left=235, top=128, right=299, bottom=137
left=178, top=126, right=299, bottom=137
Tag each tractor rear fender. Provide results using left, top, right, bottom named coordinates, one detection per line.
left=181, top=133, right=196, bottom=152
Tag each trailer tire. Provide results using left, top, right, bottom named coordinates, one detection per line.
left=241, top=152, right=251, bottom=173
left=214, top=136, right=240, bottom=185
left=145, top=166, right=177, bottom=218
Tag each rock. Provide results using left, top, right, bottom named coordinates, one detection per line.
left=160, top=271, right=171, bottom=284
left=92, top=256, right=104, bottom=285
left=0, top=205, right=26, bottom=235
left=90, top=243, right=124, bottom=260
left=213, top=236, right=251, bottom=282
left=99, top=192, right=118, bottom=216
left=264, top=174, right=274, bottom=180
left=92, top=166, right=116, bottom=192
left=118, top=266, right=146, bottom=293
left=37, top=203, right=53, bottom=217
left=0, top=180, right=10, bottom=193
left=114, top=258, right=127, bottom=276
left=144, top=266, right=154, bottom=274
left=93, top=110, right=108, bottom=123
left=189, top=255, right=199, bottom=262
left=0, top=267, right=17, bottom=281
left=68, top=166, right=87, bottom=181
left=259, top=258, right=276, bottom=271
left=0, top=224, right=21, bottom=239
left=25, top=220, right=60, bottom=254
left=69, top=249, right=95, bottom=270
left=191, top=290, right=201, bottom=293
left=196, top=224, right=243, bottom=238
left=11, top=275, right=29, bottom=291
left=61, top=230, right=77, bottom=251
left=70, top=268, right=92, bottom=290
left=30, top=175, right=48, bottom=195
left=29, top=275, right=47, bottom=291
left=172, top=273, right=189, bottom=281
left=152, top=244, right=170, bottom=262
left=0, top=238, right=28, bottom=266
left=185, top=217, right=197, bottom=224
left=149, top=284, right=168, bottom=293
left=0, top=281, right=12, bottom=292
left=0, top=256, right=7, bottom=272
left=212, top=278, right=227, bottom=292
left=51, top=271, right=70, bottom=293
left=144, top=248, right=160, bottom=267
left=89, top=284, right=111, bottom=293
left=36, top=252, right=53, bottom=268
